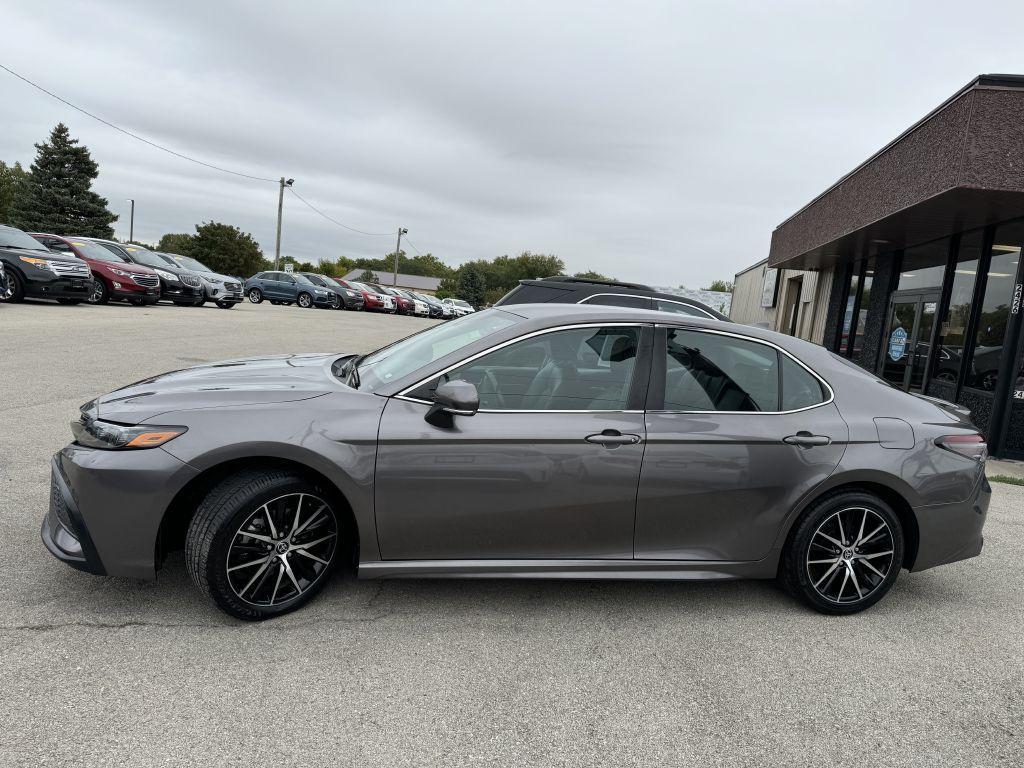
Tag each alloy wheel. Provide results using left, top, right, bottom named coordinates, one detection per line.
left=806, top=507, right=895, bottom=605
left=0, top=273, right=14, bottom=300
left=248, top=288, right=262, bottom=303
left=87, top=280, right=105, bottom=304
left=298, top=292, right=312, bottom=308
left=225, top=493, right=338, bottom=607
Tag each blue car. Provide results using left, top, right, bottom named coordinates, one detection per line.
left=244, top=270, right=338, bottom=308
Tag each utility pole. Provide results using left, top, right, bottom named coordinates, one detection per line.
left=127, top=199, right=135, bottom=242
left=275, top=177, right=294, bottom=270
left=393, top=227, right=408, bottom=286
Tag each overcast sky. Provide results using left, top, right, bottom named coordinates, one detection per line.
left=3, top=1, right=1023, bottom=286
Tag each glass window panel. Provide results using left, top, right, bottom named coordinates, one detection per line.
left=931, top=230, right=983, bottom=387
left=837, top=269, right=861, bottom=356
left=965, top=221, right=1024, bottom=392
left=439, top=326, right=639, bottom=411
left=781, top=355, right=825, bottom=410
left=898, top=238, right=950, bottom=292
left=663, top=330, right=779, bottom=412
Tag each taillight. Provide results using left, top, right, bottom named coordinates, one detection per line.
left=936, top=434, right=988, bottom=462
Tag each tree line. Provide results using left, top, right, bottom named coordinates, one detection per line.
left=1, top=123, right=732, bottom=306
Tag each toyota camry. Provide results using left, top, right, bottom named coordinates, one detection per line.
left=42, top=305, right=990, bottom=619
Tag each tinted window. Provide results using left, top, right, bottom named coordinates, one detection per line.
left=781, top=355, right=825, bottom=410
left=303, top=274, right=326, bottom=286
left=71, top=239, right=129, bottom=262
left=494, top=284, right=574, bottom=305
left=436, top=326, right=640, bottom=411
left=581, top=294, right=653, bottom=309
left=0, top=226, right=50, bottom=251
left=663, top=329, right=778, bottom=412
left=654, top=299, right=712, bottom=318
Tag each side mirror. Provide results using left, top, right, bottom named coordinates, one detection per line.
left=425, top=379, right=479, bottom=427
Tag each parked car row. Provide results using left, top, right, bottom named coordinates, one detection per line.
left=0, top=224, right=243, bottom=309
left=242, top=270, right=477, bottom=319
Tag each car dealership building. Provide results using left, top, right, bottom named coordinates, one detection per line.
left=735, top=74, right=1024, bottom=459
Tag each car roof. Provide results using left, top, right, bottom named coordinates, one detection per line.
left=510, top=277, right=726, bottom=319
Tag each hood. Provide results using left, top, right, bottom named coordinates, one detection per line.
left=200, top=271, right=241, bottom=284
left=90, top=258, right=155, bottom=275
left=93, top=353, right=347, bottom=424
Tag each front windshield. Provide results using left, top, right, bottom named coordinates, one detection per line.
left=122, top=247, right=169, bottom=269
left=0, top=226, right=50, bottom=252
left=355, top=309, right=519, bottom=392
left=294, top=273, right=314, bottom=285
left=453, top=299, right=472, bottom=308
left=347, top=281, right=370, bottom=292
left=167, top=254, right=213, bottom=273
left=69, top=239, right=130, bottom=263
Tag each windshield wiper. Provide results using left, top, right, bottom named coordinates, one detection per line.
left=344, top=354, right=365, bottom=388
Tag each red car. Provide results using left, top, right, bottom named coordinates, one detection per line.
left=29, top=234, right=161, bottom=305
left=336, top=280, right=395, bottom=312
left=369, top=283, right=415, bottom=314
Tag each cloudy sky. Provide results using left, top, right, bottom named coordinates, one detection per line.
left=3, top=1, right=1023, bottom=286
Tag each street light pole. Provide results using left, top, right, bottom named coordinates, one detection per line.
left=127, top=199, right=135, bottom=242
left=393, top=227, right=407, bottom=287
left=275, top=177, right=294, bottom=270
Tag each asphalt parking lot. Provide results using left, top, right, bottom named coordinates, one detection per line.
left=1, top=300, right=1022, bottom=767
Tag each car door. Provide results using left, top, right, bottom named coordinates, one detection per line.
left=635, top=326, right=848, bottom=561
left=278, top=273, right=298, bottom=300
left=374, top=323, right=653, bottom=560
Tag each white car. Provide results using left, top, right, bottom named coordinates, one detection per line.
left=442, top=297, right=476, bottom=316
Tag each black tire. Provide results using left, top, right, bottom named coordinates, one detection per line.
left=248, top=288, right=263, bottom=304
left=270, top=300, right=281, bottom=305
left=1, top=270, right=25, bottom=302
left=216, top=300, right=235, bottom=309
left=297, top=291, right=313, bottom=309
left=780, top=490, right=904, bottom=615
left=193, top=297, right=206, bottom=306
left=57, top=298, right=82, bottom=305
left=86, top=277, right=108, bottom=305
left=185, top=468, right=344, bottom=620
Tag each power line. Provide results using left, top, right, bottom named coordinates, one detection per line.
left=402, top=236, right=425, bottom=256
left=286, top=187, right=392, bottom=236
left=0, top=62, right=278, bottom=183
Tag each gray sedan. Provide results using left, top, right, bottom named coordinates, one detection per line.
left=42, top=305, right=990, bottom=619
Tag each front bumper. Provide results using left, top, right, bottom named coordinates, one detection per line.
left=911, top=472, right=991, bottom=571
left=110, top=281, right=160, bottom=303
left=22, top=271, right=94, bottom=301
left=204, top=283, right=243, bottom=303
left=41, top=446, right=199, bottom=580
left=161, top=282, right=204, bottom=302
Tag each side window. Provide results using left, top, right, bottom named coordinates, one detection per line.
left=48, top=239, right=72, bottom=252
left=581, top=294, right=653, bottom=309
left=654, top=299, right=712, bottom=318
left=254, top=272, right=266, bottom=280
left=663, top=329, right=779, bottom=412
left=281, top=274, right=296, bottom=284
left=780, top=355, right=826, bottom=410
left=414, top=326, right=641, bottom=411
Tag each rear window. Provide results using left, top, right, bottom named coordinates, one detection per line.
left=493, top=283, right=575, bottom=305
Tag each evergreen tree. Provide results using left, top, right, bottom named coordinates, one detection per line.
left=456, top=264, right=487, bottom=307
left=358, top=268, right=378, bottom=283
left=0, top=161, right=29, bottom=225
left=8, top=123, right=117, bottom=237
left=157, top=233, right=194, bottom=254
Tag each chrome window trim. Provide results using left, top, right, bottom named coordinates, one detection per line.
left=577, top=293, right=716, bottom=319
left=395, top=322, right=648, bottom=411
left=654, top=324, right=835, bottom=415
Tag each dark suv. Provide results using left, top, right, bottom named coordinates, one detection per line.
left=0, top=225, right=93, bottom=304
left=494, top=276, right=728, bottom=320
left=245, top=271, right=335, bottom=308
left=298, top=273, right=364, bottom=310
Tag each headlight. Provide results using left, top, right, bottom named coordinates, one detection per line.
left=154, top=269, right=179, bottom=283
left=72, top=416, right=187, bottom=450
left=109, top=268, right=132, bottom=277
left=346, top=290, right=358, bottom=297
left=315, top=288, right=328, bottom=295
left=19, top=256, right=56, bottom=273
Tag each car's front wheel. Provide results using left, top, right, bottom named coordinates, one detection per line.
left=215, top=300, right=235, bottom=309
left=186, top=469, right=342, bottom=620
left=86, top=276, right=108, bottom=305
left=248, top=288, right=263, bottom=304
left=780, top=490, right=903, bottom=615
left=297, top=291, right=313, bottom=308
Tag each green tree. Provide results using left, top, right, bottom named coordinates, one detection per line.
left=0, top=160, right=29, bottom=225
left=8, top=123, right=117, bottom=237
left=573, top=270, right=614, bottom=280
left=185, top=221, right=264, bottom=277
left=703, top=280, right=734, bottom=293
left=358, top=268, right=378, bottom=283
left=157, top=233, right=194, bottom=254
left=456, top=264, right=487, bottom=307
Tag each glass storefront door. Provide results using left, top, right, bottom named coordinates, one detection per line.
left=880, top=293, right=939, bottom=392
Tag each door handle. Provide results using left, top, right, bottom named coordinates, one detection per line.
left=783, top=432, right=832, bottom=448
left=585, top=429, right=641, bottom=447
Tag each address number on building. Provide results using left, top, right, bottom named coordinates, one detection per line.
left=1015, top=390, right=1024, bottom=400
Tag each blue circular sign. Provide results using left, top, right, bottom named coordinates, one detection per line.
left=888, top=327, right=908, bottom=362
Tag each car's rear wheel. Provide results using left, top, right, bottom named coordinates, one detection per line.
left=297, top=292, right=313, bottom=308
left=186, top=469, right=342, bottom=620
left=248, top=288, right=263, bottom=304
left=780, top=490, right=903, bottom=615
